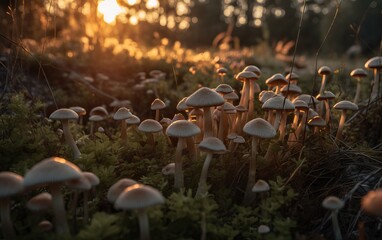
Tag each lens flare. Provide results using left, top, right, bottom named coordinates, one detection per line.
left=98, top=0, right=125, bottom=24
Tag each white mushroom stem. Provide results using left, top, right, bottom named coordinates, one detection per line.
left=155, top=110, right=160, bottom=122
left=371, top=68, right=381, bottom=100
left=273, top=111, right=282, bottom=130
left=335, top=110, right=347, bottom=141
left=319, top=74, right=328, bottom=95
left=120, top=120, right=127, bottom=142
left=295, top=110, right=307, bottom=141
left=137, top=209, right=150, bottom=240
left=324, top=100, right=331, bottom=124
left=247, top=80, right=256, bottom=121
left=196, top=153, right=213, bottom=198
left=353, top=78, right=362, bottom=104
left=174, top=138, right=185, bottom=189
left=331, top=210, right=342, bottom=240
left=61, top=119, right=81, bottom=159
left=202, top=107, right=213, bottom=138
left=243, top=137, right=259, bottom=205
left=278, top=112, right=288, bottom=141
left=50, top=184, right=70, bottom=235
left=0, top=198, right=16, bottom=239
left=186, top=137, right=196, bottom=161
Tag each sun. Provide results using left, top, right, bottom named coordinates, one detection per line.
left=97, top=0, right=126, bottom=24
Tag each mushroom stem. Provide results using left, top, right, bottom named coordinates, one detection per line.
left=278, top=112, right=288, bottom=141
left=120, top=120, right=127, bottom=142
left=353, top=79, right=362, bottom=104
left=186, top=137, right=196, bottom=161
left=324, top=100, right=331, bottom=125
left=295, top=110, right=307, bottom=141
left=218, top=109, right=226, bottom=140
left=146, top=133, right=155, bottom=147
left=83, top=191, right=89, bottom=224
left=335, top=110, right=347, bottom=142
left=174, top=138, right=185, bottom=190
left=196, top=153, right=213, bottom=198
left=247, top=80, right=255, bottom=121
left=273, top=111, right=282, bottom=130
left=50, top=184, right=70, bottom=235
left=202, top=107, right=213, bottom=138
left=137, top=209, right=150, bottom=240
left=243, top=137, right=258, bottom=205
left=331, top=210, right=342, bottom=240
left=319, top=75, right=328, bottom=95
left=62, top=120, right=81, bottom=159
left=371, top=68, right=380, bottom=100
left=155, top=110, right=160, bottom=122
left=0, top=198, right=16, bottom=240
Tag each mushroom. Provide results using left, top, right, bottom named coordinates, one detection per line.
left=280, top=83, right=302, bottom=101
left=243, top=118, right=276, bottom=205
left=362, top=189, right=382, bottom=216
left=115, top=184, right=165, bottom=240
left=166, top=120, right=201, bottom=189
left=216, top=67, right=228, bottom=82
left=224, top=91, right=239, bottom=104
left=350, top=68, right=368, bottom=104
left=113, top=107, right=133, bottom=142
left=316, top=91, right=335, bottom=124
left=138, top=119, right=163, bottom=147
left=69, top=106, right=86, bottom=125
left=0, top=172, right=23, bottom=239
left=265, top=73, right=288, bottom=95
left=49, top=108, right=81, bottom=159
left=288, top=100, right=309, bottom=143
left=23, top=157, right=82, bottom=235
left=38, top=220, right=53, bottom=232
left=107, top=178, right=138, bottom=204
left=318, top=66, right=332, bottom=95
left=195, top=137, right=226, bottom=198
left=88, top=115, right=105, bottom=136
left=308, top=116, right=326, bottom=134
left=151, top=98, right=166, bottom=121
left=365, top=56, right=382, bottom=100
left=162, top=163, right=175, bottom=175
left=332, top=100, right=358, bottom=142
left=285, top=71, right=299, bottom=85
left=26, top=192, right=52, bottom=213
left=236, top=71, right=260, bottom=122
left=185, top=87, right=225, bottom=138
left=322, top=196, right=344, bottom=240
left=82, top=172, right=100, bottom=224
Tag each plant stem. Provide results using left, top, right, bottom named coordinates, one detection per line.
left=137, top=209, right=150, bottom=240
left=196, top=153, right=213, bottom=198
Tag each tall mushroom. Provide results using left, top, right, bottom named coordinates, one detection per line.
left=166, top=120, right=201, bottom=190
left=23, top=157, right=82, bottom=235
left=318, top=66, right=332, bottom=95
left=350, top=68, right=368, bottom=104
left=49, top=108, right=81, bottom=159
left=365, top=56, right=382, bottom=100
left=332, top=100, right=358, bottom=142
left=185, top=87, right=224, bottom=139
left=316, top=91, right=335, bottom=124
left=151, top=98, right=166, bottom=121
left=195, top=137, right=226, bottom=198
left=265, top=73, right=288, bottom=95
left=113, top=107, right=133, bottom=142
left=115, top=184, right=165, bottom=240
left=243, top=118, right=276, bottom=205
left=236, top=71, right=259, bottom=123
left=322, top=196, right=344, bottom=240
left=0, top=172, right=23, bottom=239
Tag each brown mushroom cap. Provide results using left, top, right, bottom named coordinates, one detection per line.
left=259, top=91, right=276, bottom=103
left=49, top=109, right=79, bottom=121
left=185, top=87, right=225, bottom=108
left=26, top=192, right=52, bottom=212
left=233, top=136, right=245, bottom=143
left=316, top=91, right=336, bottom=100
left=265, top=73, right=288, bottom=86
left=198, top=137, right=227, bottom=154
left=350, top=68, right=368, bottom=78
left=69, top=106, right=86, bottom=116
left=280, top=83, right=302, bottom=95
left=151, top=99, right=166, bottom=110
left=322, top=196, right=344, bottom=210
left=224, top=91, right=239, bottom=101
left=138, top=119, right=163, bottom=133
left=23, top=157, right=82, bottom=188
left=365, top=56, right=382, bottom=69
left=166, top=120, right=201, bottom=138
left=0, top=172, right=23, bottom=197
left=252, top=179, right=270, bottom=193
left=215, top=84, right=234, bottom=94
left=243, top=118, right=277, bottom=139
left=162, top=163, right=175, bottom=175
left=333, top=100, right=358, bottom=111
left=243, top=65, right=261, bottom=76
left=88, top=115, right=105, bottom=122
left=235, top=71, right=258, bottom=81
left=107, top=178, right=138, bottom=203
left=113, top=107, right=133, bottom=120
left=285, top=72, right=300, bottom=81
left=114, top=184, right=165, bottom=210
left=362, top=189, right=382, bottom=216
left=292, top=99, right=309, bottom=110
left=294, top=94, right=319, bottom=105
left=82, top=172, right=100, bottom=187
left=308, top=116, right=326, bottom=127
left=216, top=67, right=228, bottom=75
left=318, top=66, right=332, bottom=75
left=67, top=174, right=91, bottom=191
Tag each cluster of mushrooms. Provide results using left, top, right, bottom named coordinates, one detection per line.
left=0, top=56, right=381, bottom=239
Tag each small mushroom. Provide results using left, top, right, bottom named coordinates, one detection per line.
left=350, top=68, right=367, bottom=104
left=113, top=107, right=133, bottom=142
left=322, top=196, right=344, bottom=240
left=162, top=163, right=175, bottom=175
left=318, top=66, right=332, bottom=95
left=26, top=192, right=52, bottom=213
left=332, top=100, right=358, bottom=142
left=107, top=178, right=138, bottom=204
left=151, top=98, right=166, bottom=121
left=138, top=119, right=163, bottom=147
left=69, top=106, right=86, bottom=125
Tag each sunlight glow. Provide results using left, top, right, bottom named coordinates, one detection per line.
left=98, top=0, right=126, bottom=24
left=146, top=0, right=160, bottom=9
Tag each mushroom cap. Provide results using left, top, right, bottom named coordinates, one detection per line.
left=166, top=120, right=201, bottom=138
left=162, top=163, right=175, bottom=175
left=215, top=84, right=234, bottom=94
left=333, top=100, right=358, bottom=111
left=82, top=172, right=100, bottom=187
left=90, top=106, right=109, bottom=117
left=160, top=118, right=173, bottom=128
left=113, top=107, right=133, bottom=120
left=259, top=91, right=276, bottom=103
left=322, top=196, right=344, bottom=210
left=235, top=71, right=258, bottom=81
left=233, top=135, right=245, bottom=143
left=252, top=179, right=270, bottom=193
left=316, top=91, right=336, bottom=101
left=26, top=192, right=52, bottom=212
left=151, top=98, right=166, bottom=110
left=126, top=115, right=141, bottom=125
left=243, top=65, right=261, bottom=76
left=265, top=73, right=288, bottom=86
left=350, top=68, right=367, bottom=78
left=0, top=172, right=24, bottom=197
left=365, top=56, right=382, bottom=69
left=280, top=84, right=302, bottom=94
left=362, top=189, right=382, bottom=216
left=69, top=106, right=86, bottom=116
left=224, top=91, right=239, bottom=101
left=308, top=116, right=326, bottom=127
left=294, top=94, right=319, bottom=105
left=227, top=132, right=239, bottom=140
left=235, top=105, right=247, bottom=112
left=138, top=119, right=163, bottom=133
left=88, top=115, right=105, bottom=122
left=262, top=96, right=295, bottom=111
left=23, top=157, right=82, bottom=188
left=49, top=108, right=79, bottom=121
left=67, top=174, right=91, bottom=191
left=172, top=113, right=186, bottom=121
left=221, top=102, right=236, bottom=112
left=243, top=118, right=277, bottom=139
left=114, top=184, right=165, bottom=210
left=198, top=137, right=227, bottom=154
left=285, top=72, right=299, bottom=81
left=318, top=66, right=332, bottom=75
left=38, top=220, right=53, bottom=232
left=258, top=225, right=271, bottom=234
left=176, top=97, right=189, bottom=111
left=107, top=178, right=138, bottom=203
left=186, top=87, right=225, bottom=108
left=308, top=109, right=319, bottom=119
left=216, top=67, right=228, bottom=75
left=292, top=100, right=309, bottom=110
